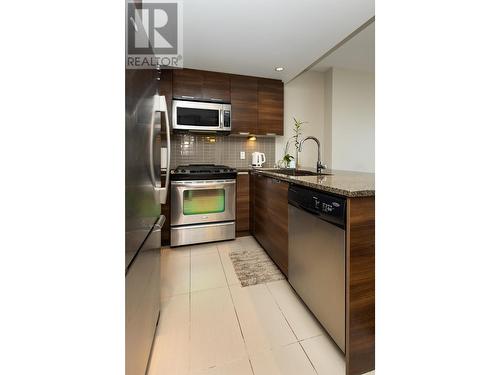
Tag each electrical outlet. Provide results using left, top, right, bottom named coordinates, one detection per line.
left=240, top=151, right=245, bottom=160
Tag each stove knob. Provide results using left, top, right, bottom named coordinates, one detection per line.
left=181, top=169, right=186, bottom=173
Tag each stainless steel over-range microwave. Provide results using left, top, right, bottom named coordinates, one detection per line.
left=172, top=100, right=231, bottom=132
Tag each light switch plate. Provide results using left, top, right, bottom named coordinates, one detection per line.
left=240, top=151, right=245, bottom=160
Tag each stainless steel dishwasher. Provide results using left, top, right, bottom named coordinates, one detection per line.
left=288, top=185, right=346, bottom=352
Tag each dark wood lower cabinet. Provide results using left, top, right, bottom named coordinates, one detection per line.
left=249, top=172, right=255, bottom=234
left=236, top=173, right=250, bottom=235
left=346, top=197, right=375, bottom=375
left=160, top=175, right=171, bottom=246
left=251, top=173, right=288, bottom=275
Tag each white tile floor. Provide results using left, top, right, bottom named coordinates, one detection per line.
left=148, top=236, right=374, bottom=375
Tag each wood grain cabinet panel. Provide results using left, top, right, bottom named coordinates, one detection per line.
left=257, top=78, right=284, bottom=135
left=230, top=75, right=258, bottom=134
left=159, top=69, right=173, bottom=127
left=346, top=197, right=375, bottom=375
left=249, top=172, right=256, bottom=234
left=172, top=69, right=230, bottom=102
left=202, top=71, right=230, bottom=102
left=159, top=70, right=172, bottom=246
left=172, top=69, right=203, bottom=100
left=252, top=173, right=288, bottom=275
left=253, top=174, right=267, bottom=247
left=160, top=175, right=171, bottom=246
left=236, top=173, right=250, bottom=233
left=265, top=177, right=288, bottom=275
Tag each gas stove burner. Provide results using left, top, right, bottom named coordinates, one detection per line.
left=171, top=164, right=237, bottom=181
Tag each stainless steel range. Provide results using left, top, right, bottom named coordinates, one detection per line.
left=170, top=164, right=237, bottom=246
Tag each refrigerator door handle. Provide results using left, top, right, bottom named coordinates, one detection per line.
left=164, top=95, right=171, bottom=203
left=152, top=94, right=169, bottom=204
left=154, top=215, right=166, bottom=231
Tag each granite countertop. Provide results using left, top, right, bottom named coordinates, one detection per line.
left=250, top=168, right=375, bottom=197
left=162, top=166, right=375, bottom=198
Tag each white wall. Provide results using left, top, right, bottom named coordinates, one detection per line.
left=331, top=68, right=375, bottom=172
left=323, top=69, right=334, bottom=169
left=277, top=67, right=374, bottom=173
left=276, top=71, right=326, bottom=169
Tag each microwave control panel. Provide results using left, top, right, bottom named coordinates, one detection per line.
left=223, top=110, right=231, bottom=128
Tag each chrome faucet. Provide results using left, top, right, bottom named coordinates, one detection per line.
left=299, top=136, right=326, bottom=174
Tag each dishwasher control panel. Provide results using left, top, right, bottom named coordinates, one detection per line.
left=288, top=185, right=346, bottom=228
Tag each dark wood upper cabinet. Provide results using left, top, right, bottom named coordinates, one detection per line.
left=258, top=78, right=284, bottom=135
left=172, top=69, right=203, bottom=99
left=202, top=71, right=231, bottom=102
left=230, top=75, right=258, bottom=134
left=172, top=69, right=230, bottom=102
left=172, top=69, right=283, bottom=135
left=159, top=69, right=173, bottom=127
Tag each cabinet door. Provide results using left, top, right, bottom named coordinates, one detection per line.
left=172, top=69, right=203, bottom=100
left=266, top=177, right=289, bottom=275
left=236, top=173, right=250, bottom=233
left=202, top=71, right=230, bottom=102
left=230, top=75, right=258, bottom=134
left=253, top=174, right=269, bottom=249
left=249, top=172, right=255, bottom=234
left=252, top=174, right=289, bottom=276
left=160, top=176, right=171, bottom=246
left=258, top=78, right=284, bottom=135
left=173, top=69, right=230, bottom=102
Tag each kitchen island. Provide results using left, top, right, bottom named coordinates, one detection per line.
left=251, top=168, right=375, bottom=197
left=249, top=168, right=375, bottom=375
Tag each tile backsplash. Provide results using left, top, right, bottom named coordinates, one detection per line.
left=169, top=133, right=275, bottom=169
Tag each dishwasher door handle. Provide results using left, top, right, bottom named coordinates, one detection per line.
left=289, top=202, right=320, bottom=217
left=299, top=204, right=320, bottom=217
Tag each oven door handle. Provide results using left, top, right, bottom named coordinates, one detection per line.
left=171, top=180, right=236, bottom=189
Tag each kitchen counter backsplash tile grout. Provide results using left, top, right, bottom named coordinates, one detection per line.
left=170, top=133, right=275, bottom=169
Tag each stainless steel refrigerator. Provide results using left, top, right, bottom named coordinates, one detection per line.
left=125, top=67, right=170, bottom=375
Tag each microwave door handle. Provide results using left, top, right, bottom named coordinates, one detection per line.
left=220, top=108, right=224, bottom=129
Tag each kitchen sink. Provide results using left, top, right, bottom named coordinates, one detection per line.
left=275, top=169, right=330, bottom=176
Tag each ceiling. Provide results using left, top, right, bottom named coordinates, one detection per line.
left=182, top=0, right=375, bottom=82
left=311, top=21, right=375, bottom=73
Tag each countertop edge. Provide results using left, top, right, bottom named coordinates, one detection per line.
left=250, top=169, right=375, bottom=198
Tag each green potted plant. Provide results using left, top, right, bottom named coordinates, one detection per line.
left=291, top=117, right=307, bottom=167
left=283, top=153, right=294, bottom=168
left=280, top=117, right=307, bottom=169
